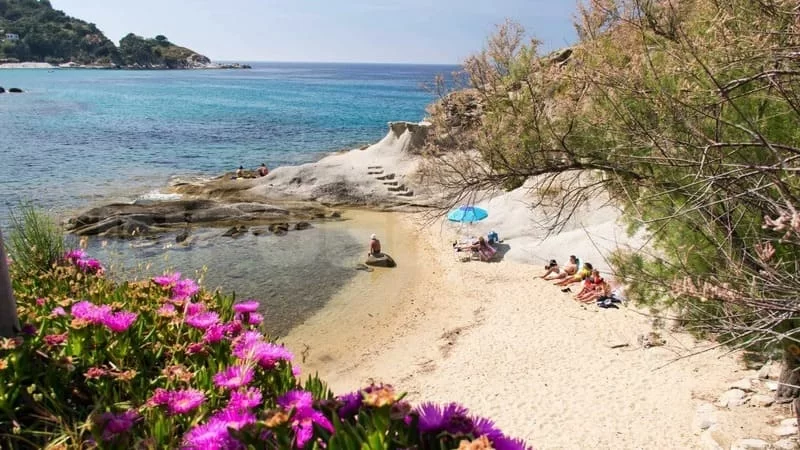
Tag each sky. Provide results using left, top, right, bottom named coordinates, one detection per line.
left=52, top=0, right=579, bottom=64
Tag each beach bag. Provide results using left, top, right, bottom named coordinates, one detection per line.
left=487, top=231, right=499, bottom=245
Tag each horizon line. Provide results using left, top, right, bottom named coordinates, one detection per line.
left=211, top=59, right=464, bottom=67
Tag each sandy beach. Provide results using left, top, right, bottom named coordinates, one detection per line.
left=283, top=210, right=782, bottom=449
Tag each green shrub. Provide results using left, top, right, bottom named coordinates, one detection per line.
left=7, top=204, right=67, bottom=276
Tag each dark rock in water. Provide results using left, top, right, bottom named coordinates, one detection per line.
left=176, top=229, right=190, bottom=243
left=8, top=88, right=22, bottom=93
left=294, top=222, right=311, bottom=231
left=251, top=227, right=270, bottom=236
left=0, top=87, right=4, bottom=93
left=68, top=200, right=293, bottom=236
left=268, top=223, right=290, bottom=233
left=222, top=225, right=248, bottom=238
left=365, top=252, right=396, bottom=268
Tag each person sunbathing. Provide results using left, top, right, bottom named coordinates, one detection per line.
left=471, top=236, right=496, bottom=261
left=555, top=262, right=593, bottom=287
left=575, top=270, right=606, bottom=302
left=541, top=259, right=560, bottom=279
left=545, top=255, right=578, bottom=280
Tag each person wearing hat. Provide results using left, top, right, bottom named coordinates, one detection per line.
left=369, top=233, right=381, bottom=256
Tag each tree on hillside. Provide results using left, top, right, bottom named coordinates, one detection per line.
left=424, top=0, right=800, bottom=404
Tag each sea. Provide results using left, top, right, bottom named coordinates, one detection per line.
left=0, top=62, right=458, bottom=335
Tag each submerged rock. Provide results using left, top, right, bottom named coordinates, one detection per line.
left=67, top=200, right=297, bottom=237
left=0, top=87, right=4, bottom=93
left=8, top=88, right=22, bottom=93
left=365, top=252, right=396, bottom=268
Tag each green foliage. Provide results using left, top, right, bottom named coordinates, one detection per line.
left=0, top=0, right=120, bottom=64
left=7, top=203, right=65, bottom=276
left=1, top=247, right=531, bottom=449
left=118, top=33, right=206, bottom=68
left=0, top=1, right=206, bottom=67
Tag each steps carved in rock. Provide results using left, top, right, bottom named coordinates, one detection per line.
left=376, top=174, right=395, bottom=180
left=387, top=185, right=406, bottom=192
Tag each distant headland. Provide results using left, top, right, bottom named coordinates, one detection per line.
left=0, top=0, right=246, bottom=70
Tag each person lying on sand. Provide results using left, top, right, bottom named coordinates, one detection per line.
left=369, top=233, right=382, bottom=256
left=555, top=262, right=593, bottom=288
left=575, top=270, right=606, bottom=302
left=545, top=255, right=578, bottom=280
left=542, top=259, right=560, bottom=278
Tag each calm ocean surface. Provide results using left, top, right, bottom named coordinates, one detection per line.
left=0, top=62, right=457, bottom=335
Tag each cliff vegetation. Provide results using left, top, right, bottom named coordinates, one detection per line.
left=0, top=0, right=210, bottom=67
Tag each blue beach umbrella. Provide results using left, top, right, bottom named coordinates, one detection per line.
left=447, top=205, right=488, bottom=223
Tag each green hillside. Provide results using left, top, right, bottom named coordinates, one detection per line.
left=0, top=0, right=210, bottom=67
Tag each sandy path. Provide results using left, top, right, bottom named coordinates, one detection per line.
left=282, top=211, right=766, bottom=449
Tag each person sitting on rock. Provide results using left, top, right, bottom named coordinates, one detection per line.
left=236, top=166, right=244, bottom=178
left=257, top=163, right=269, bottom=177
left=369, top=234, right=382, bottom=256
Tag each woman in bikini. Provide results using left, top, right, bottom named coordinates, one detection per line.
left=544, top=255, right=578, bottom=280
left=575, top=270, right=605, bottom=302
left=555, top=262, right=593, bottom=287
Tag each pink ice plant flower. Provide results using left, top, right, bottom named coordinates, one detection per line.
left=172, top=278, right=199, bottom=301
left=153, top=272, right=181, bottom=287
left=98, top=410, right=140, bottom=441
left=65, top=249, right=87, bottom=262
left=50, top=306, right=66, bottom=317
left=213, top=365, right=255, bottom=390
left=227, top=387, right=263, bottom=411
left=232, top=300, right=259, bottom=314
left=185, top=302, right=206, bottom=316
left=157, top=303, right=177, bottom=317
left=102, top=311, right=138, bottom=333
left=185, top=312, right=220, bottom=330
left=71, top=300, right=112, bottom=324
left=232, top=333, right=293, bottom=368
left=277, top=390, right=333, bottom=448
left=203, top=324, right=226, bottom=344
left=149, top=389, right=205, bottom=416
left=182, top=408, right=256, bottom=449
left=236, top=312, right=263, bottom=326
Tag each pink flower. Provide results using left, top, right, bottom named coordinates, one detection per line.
left=223, top=321, right=243, bottom=337
left=236, top=312, right=263, bottom=326
left=213, top=365, right=255, bottom=390
left=153, top=272, right=181, bottom=287
left=44, top=333, right=68, bottom=346
left=97, top=410, right=140, bottom=441
left=72, top=300, right=112, bottom=324
left=227, top=387, right=263, bottom=410
left=278, top=390, right=333, bottom=448
left=292, top=365, right=301, bottom=377
left=165, top=389, right=205, bottom=415
left=203, top=324, right=226, bottom=344
left=36, top=298, right=46, bottom=306
left=50, top=306, right=66, bottom=317
left=185, top=312, right=219, bottom=330
left=232, top=301, right=259, bottom=314
left=146, top=388, right=171, bottom=407
left=185, top=302, right=206, bottom=316
left=85, top=367, right=108, bottom=380
left=64, top=249, right=87, bottom=262
left=102, top=311, right=137, bottom=333
left=172, top=278, right=199, bottom=301
left=157, top=304, right=176, bottom=317
left=186, top=343, right=205, bottom=355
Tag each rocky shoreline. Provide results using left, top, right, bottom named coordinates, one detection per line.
left=65, top=121, right=435, bottom=242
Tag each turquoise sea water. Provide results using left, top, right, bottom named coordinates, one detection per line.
left=0, top=62, right=457, bottom=334
left=0, top=62, right=457, bottom=218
